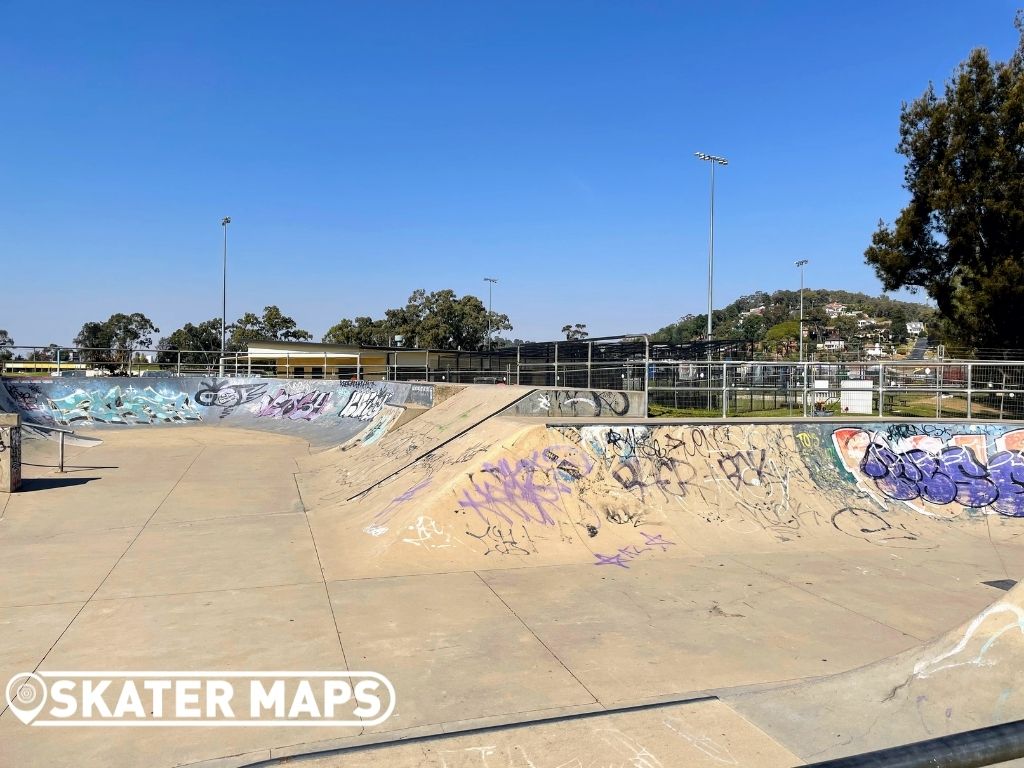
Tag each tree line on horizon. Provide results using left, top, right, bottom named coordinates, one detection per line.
left=2, top=284, right=933, bottom=369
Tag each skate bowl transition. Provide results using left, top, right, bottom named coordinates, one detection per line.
left=1, top=375, right=1023, bottom=767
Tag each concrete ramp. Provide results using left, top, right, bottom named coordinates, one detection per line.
left=729, top=578, right=1024, bottom=762
left=301, top=419, right=1024, bottom=579
left=296, top=383, right=530, bottom=498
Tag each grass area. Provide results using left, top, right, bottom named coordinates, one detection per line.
left=649, top=394, right=1022, bottom=420
left=889, top=394, right=1013, bottom=419
left=649, top=403, right=808, bottom=419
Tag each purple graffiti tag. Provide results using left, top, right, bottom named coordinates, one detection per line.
left=639, top=531, right=676, bottom=551
left=593, top=542, right=655, bottom=568
left=594, top=552, right=631, bottom=568
left=257, top=389, right=333, bottom=421
left=860, top=439, right=1024, bottom=514
left=456, top=446, right=593, bottom=527
left=988, top=451, right=1024, bottom=517
left=365, top=478, right=433, bottom=535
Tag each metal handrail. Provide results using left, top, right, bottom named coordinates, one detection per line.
left=23, top=423, right=74, bottom=434
left=22, top=422, right=74, bottom=473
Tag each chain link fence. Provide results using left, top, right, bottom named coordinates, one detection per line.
left=4, top=344, right=1024, bottom=421
left=647, top=360, right=1024, bottom=420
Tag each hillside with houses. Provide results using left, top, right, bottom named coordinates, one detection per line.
left=653, top=289, right=936, bottom=357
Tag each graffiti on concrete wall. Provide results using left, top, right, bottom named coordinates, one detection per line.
left=195, top=380, right=268, bottom=419
left=339, top=388, right=391, bottom=421
left=353, top=420, right=1024, bottom=562
left=594, top=532, right=676, bottom=568
left=19, top=384, right=204, bottom=426
left=440, top=423, right=828, bottom=557
left=513, top=389, right=635, bottom=417
left=0, top=424, right=19, bottom=490
left=455, top=445, right=594, bottom=527
left=256, top=388, right=333, bottom=422
left=833, top=427, right=1024, bottom=517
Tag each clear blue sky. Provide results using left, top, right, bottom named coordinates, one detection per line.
left=2, top=1, right=1020, bottom=347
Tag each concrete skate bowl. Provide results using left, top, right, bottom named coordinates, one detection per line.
left=0, top=376, right=438, bottom=447
left=0, top=377, right=645, bottom=448
left=298, top=419, right=1024, bottom=575
left=282, top=419, right=1024, bottom=762
left=5, top=376, right=1024, bottom=767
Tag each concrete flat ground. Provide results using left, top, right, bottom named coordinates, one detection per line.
left=2, top=423, right=1021, bottom=767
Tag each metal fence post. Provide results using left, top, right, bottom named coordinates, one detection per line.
left=802, top=362, right=809, bottom=418
left=587, top=341, right=592, bottom=389
left=58, top=431, right=65, bottom=474
left=516, top=346, right=521, bottom=386
left=176, top=350, right=181, bottom=377
left=966, top=362, right=973, bottom=419
left=553, top=342, right=559, bottom=387
left=644, top=336, right=650, bottom=416
left=722, top=361, right=728, bottom=418
left=878, top=362, right=885, bottom=418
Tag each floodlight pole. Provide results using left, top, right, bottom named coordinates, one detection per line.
left=696, top=152, right=728, bottom=413
left=221, top=216, right=231, bottom=364
left=796, top=259, right=809, bottom=363
left=695, top=152, right=728, bottom=357
left=484, top=277, right=497, bottom=351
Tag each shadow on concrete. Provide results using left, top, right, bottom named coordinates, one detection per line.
left=18, top=477, right=100, bottom=491
left=21, top=462, right=119, bottom=472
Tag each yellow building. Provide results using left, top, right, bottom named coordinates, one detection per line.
left=0, top=361, right=93, bottom=377
left=225, top=341, right=445, bottom=380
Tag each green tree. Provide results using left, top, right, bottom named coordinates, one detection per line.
left=865, top=16, right=1024, bottom=351
left=322, top=289, right=512, bottom=350
left=888, top=306, right=909, bottom=344
left=738, top=315, right=766, bottom=342
left=323, top=316, right=385, bottom=345
left=832, top=315, right=859, bottom=341
left=228, top=306, right=312, bottom=349
left=73, top=321, right=115, bottom=357
left=0, top=329, right=13, bottom=361
left=765, top=320, right=800, bottom=342
left=108, top=313, right=159, bottom=363
left=156, top=319, right=224, bottom=365
left=74, top=313, right=159, bottom=369
left=653, top=313, right=707, bottom=343
left=561, top=323, right=589, bottom=340
left=260, top=305, right=313, bottom=342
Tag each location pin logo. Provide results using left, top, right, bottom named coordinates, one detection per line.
left=5, top=673, right=48, bottom=725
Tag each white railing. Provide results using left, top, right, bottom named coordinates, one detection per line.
left=4, top=346, right=1024, bottom=420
